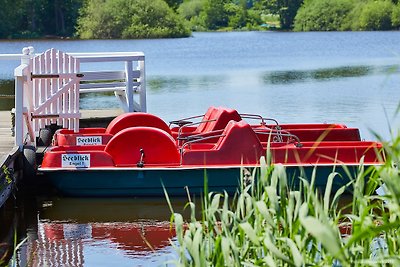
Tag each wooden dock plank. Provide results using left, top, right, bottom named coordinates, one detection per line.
left=80, top=109, right=123, bottom=127
left=1, top=108, right=122, bottom=155
left=1, top=109, right=122, bottom=160
left=0, top=110, right=17, bottom=208
left=0, top=110, right=14, bottom=161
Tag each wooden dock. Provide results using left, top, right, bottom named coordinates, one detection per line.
left=0, top=110, right=18, bottom=208
left=1, top=108, right=122, bottom=158
left=0, top=110, right=15, bottom=161
left=0, top=108, right=122, bottom=207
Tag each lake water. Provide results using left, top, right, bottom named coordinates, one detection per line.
left=0, top=31, right=399, bottom=266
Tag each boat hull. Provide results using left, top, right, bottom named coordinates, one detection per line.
left=39, top=165, right=367, bottom=197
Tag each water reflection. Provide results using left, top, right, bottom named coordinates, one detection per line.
left=19, top=197, right=194, bottom=266
left=0, top=80, right=14, bottom=111
left=262, top=65, right=399, bottom=85
left=0, top=200, right=17, bottom=266
left=148, top=75, right=224, bottom=93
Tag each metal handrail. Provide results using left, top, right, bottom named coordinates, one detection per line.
left=255, top=129, right=303, bottom=147
left=240, top=113, right=280, bottom=127
left=178, top=129, right=225, bottom=142
left=169, top=114, right=204, bottom=127
left=180, top=133, right=226, bottom=164
left=177, top=119, right=217, bottom=144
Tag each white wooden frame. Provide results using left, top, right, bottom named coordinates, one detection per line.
left=1, top=47, right=146, bottom=149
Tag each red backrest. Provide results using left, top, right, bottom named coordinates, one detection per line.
left=106, top=112, right=172, bottom=135
left=213, top=120, right=263, bottom=164
left=196, top=107, right=242, bottom=133
left=195, top=106, right=219, bottom=133
left=181, top=120, right=264, bottom=165
left=105, top=127, right=180, bottom=167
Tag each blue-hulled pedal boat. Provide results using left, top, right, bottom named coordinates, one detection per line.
left=38, top=107, right=385, bottom=196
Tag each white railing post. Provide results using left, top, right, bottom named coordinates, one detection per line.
left=14, top=69, right=25, bottom=149
left=138, top=58, right=146, bottom=112
left=125, top=60, right=134, bottom=112
left=13, top=47, right=34, bottom=150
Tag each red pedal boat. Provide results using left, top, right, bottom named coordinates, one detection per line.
left=39, top=107, right=384, bottom=197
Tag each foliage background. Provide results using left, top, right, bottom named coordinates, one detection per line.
left=0, top=0, right=399, bottom=39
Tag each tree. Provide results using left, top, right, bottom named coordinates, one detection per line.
left=254, top=0, right=303, bottom=29
left=392, top=3, right=400, bottom=28
left=165, top=0, right=184, bottom=11
left=0, top=0, right=83, bottom=38
left=178, top=0, right=205, bottom=19
left=0, top=0, right=25, bottom=38
left=202, top=0, right=229, bottom=30
left=225, top=3, right=246, bottom=28
left=278, top=0, right=303, bottom=30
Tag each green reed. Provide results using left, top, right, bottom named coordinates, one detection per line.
left=166, top=134, right=400, bottom=266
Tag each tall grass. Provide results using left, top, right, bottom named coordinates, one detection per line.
left=167, top=134, right=400, bottom=266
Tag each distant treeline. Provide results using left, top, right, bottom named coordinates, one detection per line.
left=0, top=0, right=399, bottom=39
left=295, top=0, right=400, bottom=31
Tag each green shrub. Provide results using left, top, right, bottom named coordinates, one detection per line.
left=359, top=0, right=394, bottom=30
left=178, top=0, right=205, bottom=20
left=77, top=0, right=190, bottom=39
left=294, top=0, right=399, bottom=31
left=392, top=4, right=400, bottom=28
left=294, top=0, right=355, bottom=31
left=340, top=1, right=364, bottom=30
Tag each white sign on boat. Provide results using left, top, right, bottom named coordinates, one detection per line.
left=76, top=136, right=102, bottom=145
left=62, top=154, right=91, bottom=168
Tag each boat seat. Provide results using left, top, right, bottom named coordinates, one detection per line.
left=269, top=141, right=384, bottom=165
left=195, top=107, right=241, bottom=133
left=54, top=112, right=172, bottom=146
left=105, top=127, right=180, bottom=167
left=182, top=120, right=264, bottom=165
left=105, top=112, right=172, bottom=135
left=256, top=128, right=361, bottom=143
left=173, top=106, right=242, bottom=141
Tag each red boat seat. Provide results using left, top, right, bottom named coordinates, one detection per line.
left=182, top=120, right=264, bottom=165
left=54, top=112, right=172, bottom=146
left=105, top=127, right=180, bottom=167
left=172, top=106, right=242, bottom=141
left=256, top=128, right=361, bottom=143
left=195, top=107, right=242, bottom=133
left=269, top=141, right=384, bottom=165
left=105, top=112, right=172, bottom=135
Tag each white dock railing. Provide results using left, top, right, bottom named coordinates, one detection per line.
left=1, top=47, right=146, bottom=150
